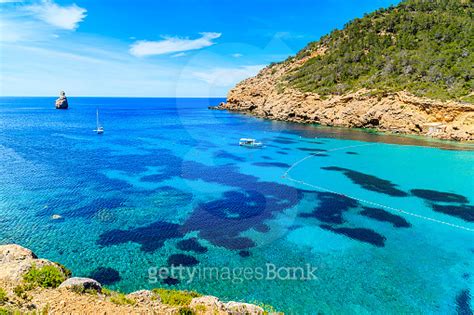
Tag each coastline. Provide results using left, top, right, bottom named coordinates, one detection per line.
left=217, top=60, right=474, bottom=142
left=212, top=105, right=474, bottom=151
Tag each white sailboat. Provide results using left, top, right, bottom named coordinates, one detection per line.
left=94, top=109, right=104, bottom=134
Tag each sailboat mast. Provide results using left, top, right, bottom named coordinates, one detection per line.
left=96, top=109, right=99, bottom=128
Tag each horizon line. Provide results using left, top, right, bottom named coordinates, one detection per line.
left=0, top=96, right=227, bottom=98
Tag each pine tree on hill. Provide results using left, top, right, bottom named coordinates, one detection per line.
left=281, top=0, right=473, bottom=103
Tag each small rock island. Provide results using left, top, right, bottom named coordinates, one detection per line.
left=55, top=91, right=69, bottom=109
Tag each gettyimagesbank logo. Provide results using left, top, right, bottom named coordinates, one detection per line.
left=148, top=263, right=318, bottom=284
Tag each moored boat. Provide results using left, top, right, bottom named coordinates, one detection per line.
left=239, top=138, right=262, bottom=147
left=94, top=109, right=104, bottom=134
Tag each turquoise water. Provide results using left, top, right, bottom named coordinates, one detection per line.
left=0, top=97, right=473, bottom=314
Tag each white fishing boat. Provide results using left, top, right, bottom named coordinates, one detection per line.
left=94, top=109, right=104, bottom=134
left=239, top=138, right=262, bottom=147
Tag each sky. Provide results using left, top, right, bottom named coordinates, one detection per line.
left=0, top=0, right=401, bottom=97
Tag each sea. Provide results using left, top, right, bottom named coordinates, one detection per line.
left=0, top=97, right=473, bottom=314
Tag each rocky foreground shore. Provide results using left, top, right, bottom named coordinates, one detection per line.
left=0, top=244, right=267, bottom=314
left=217, top=59, right=474, bottom=142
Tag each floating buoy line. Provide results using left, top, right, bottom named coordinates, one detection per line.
left=281, top=143, right=474, bottom=233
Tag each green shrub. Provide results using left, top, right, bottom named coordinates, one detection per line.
left=70, top=285, right=85, bottom=294
left=179, top=307, right=195, bottom=315
left=193, top=304, right=206, bottom=312
left=13, top=285, right=26, bottom=298
left=101, top=288, right=112, bottom=296
left=0, top=308, right=9, bottom=315
left=152, top=288, right=201, bottom=306
left=84, top=288, right=99, bottom=295
left=110, top=293, right=136, bottom=306
left=69, top=285, right=97, bottom=295
left=0, top=288, right=7, bottom=303
left=23, top=264, right=66, bottom=288
left=461, top=94, right=474, bottom=103
left=13, top=283, right=35, bottom=300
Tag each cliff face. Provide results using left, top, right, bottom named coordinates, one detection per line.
left=220, top=60, right=474, bottom=141
left=220, top=0, right=474, bottom=141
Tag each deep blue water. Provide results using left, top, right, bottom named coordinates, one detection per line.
left=0, top=97, right=473, bottom=314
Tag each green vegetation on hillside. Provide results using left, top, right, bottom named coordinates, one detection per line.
left=23, top=264, right=66, bottom=288
left=151, top=288, right=201, bottom=306
left=0, top=288, right=7, bottom=303
left=285, top=0, right=473, bottom=102
left=110, top=293, right=136, bottom=306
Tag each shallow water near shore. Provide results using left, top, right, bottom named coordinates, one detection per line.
left=0, top=97, right=473, bottom=314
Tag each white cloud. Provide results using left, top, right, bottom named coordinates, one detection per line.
left=231, top=53, right=243, bottom=58
left=130, top=32, right=221, bottom=57
left=0, top=1, right=86, bottom=42
left=192, top=65, right=264, bottom=87
left=25, top=0, right=86, bottom=30
left=0, top=0, right=23, bottom=3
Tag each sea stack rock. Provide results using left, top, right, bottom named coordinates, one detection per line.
left=55, top=91, right=69, bottom=109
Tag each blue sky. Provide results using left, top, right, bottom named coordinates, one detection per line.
left=0, top=0, right=400, bottom=97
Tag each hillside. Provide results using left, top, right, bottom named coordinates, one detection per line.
left=219, top=0, right=474, bottom=141
left=288, top=0, right=473, bottom=102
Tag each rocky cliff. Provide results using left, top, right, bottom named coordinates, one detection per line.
left=219, top=0, right=474, bottom=141
left=0, top=244, right=267, bottom=314
left=219, top=61, right=474, bottom=141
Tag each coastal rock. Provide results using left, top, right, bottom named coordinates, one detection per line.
left=190, top=295, right=227, bottom=313
left=208, top=102, right=227, bottom=110
left=0, top=244, right=37, bottom=262
left=224, top=301, right=265, bottom=315
left=55, top=91, right=69, bottom=109
left=0, top=244, right=61, bottom=282
left=59, top=277, right=102, bottom=293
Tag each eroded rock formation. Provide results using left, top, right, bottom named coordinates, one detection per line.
left=55, top=91, right=69, bottom=109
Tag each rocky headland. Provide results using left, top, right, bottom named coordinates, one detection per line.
left=218, top=63, right=474, bottom=141
left=217, top=0, right=474, bottom=141
left=0, top=244, right=268, bottom=314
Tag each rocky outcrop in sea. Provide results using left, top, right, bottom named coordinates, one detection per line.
left=55, top=91, right=69, bottom=109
